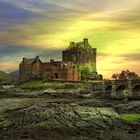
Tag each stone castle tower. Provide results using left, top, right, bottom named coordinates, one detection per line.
left=62, top=38, right=97, bottom=75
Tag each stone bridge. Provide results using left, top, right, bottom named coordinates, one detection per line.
left=90, top=80, right=140, bottom=99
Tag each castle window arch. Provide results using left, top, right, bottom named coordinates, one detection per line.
left=87, top=58, right=89, bottom=63
left=55, top=73, right=59, bottom=79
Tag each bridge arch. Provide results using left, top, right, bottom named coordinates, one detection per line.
left=116, top=85, right=126, bottom=93
left=105, top=85, right=112, bottom=93
left=132, top=84, right=140, bottom=96
left=114, top=85, right=126, bottom=99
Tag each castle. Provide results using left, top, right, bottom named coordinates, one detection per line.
left=19, top=38, right=98, bottom=82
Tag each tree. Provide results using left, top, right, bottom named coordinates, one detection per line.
left=81, top=67, right=99, bottom=81
left=96, top=74, right=103, bottom=80
left=81, top=67, right=90, bottom=81
left=112, top=70, right=139, bottom=80
left=112, top=73, right=119, bottom=80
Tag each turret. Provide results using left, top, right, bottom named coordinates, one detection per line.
left=70, top=42, right=75, bottom=46
left=36, top=56, right=39, bottom=60
left=83, top=38, right=88, bottom=45
left=50, top=58, right=54, bottom=63
left=23, top=58, right=26, bottom=62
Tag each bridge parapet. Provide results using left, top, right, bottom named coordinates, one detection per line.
left=90, top=80, right=140, bottom=100
left=90, top=81, right=104, bottom=92
left=128, top=80, right=140, bottom=98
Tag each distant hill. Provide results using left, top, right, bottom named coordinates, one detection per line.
left=9, top=70, right=19, bottom=78
left=0, top=71, right=17, bottom=84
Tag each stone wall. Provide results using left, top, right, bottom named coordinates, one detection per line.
left=19, top=38, right=97, bottom=82
left=19, top=57, right=43, bottom=82
left=42, top=62, right=81, bottom=81
left=62, top=38, right=97, bottom=73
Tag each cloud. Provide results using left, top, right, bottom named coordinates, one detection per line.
left=119, top=53, right=140, bottom=61
left=0, top=1, right=38, bottom=22
left=0, top=61, right=18, bottom=72
left=0, top=44, right=63, bottom=72
left=0, top=45, right=40, bottom=57
left=97, top=52, right=140, bottom=78
left=0, top=0, right=140, bottom=78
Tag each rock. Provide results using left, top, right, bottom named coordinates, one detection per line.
left=114, top=101, right=140, bottom=113
left=0, top=92, right=140, bottom=140
left=80, top=90, right=91, bottom=94
left=42, top=89, right=57, bottom=94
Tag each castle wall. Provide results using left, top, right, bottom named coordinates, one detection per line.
left=31, top=62, right=43, bottom=79
left=19, top=59, right=43, bottom=82
left=62, top=48, right=97, bottom=72
left=19, top=38, right=97, bottom=82
left=19, top=64, right=32, bottom=82
left=42, top=62, right=81, bottom=81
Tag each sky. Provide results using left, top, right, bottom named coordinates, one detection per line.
left=0, top=0, right=140, bottom=78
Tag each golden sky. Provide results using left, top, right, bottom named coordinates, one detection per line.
left=0, top=0, right=140, bottom=78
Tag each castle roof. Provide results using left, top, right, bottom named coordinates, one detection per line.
left=23, top=58, right=36, bottom=64
left=66, top=38, right=93, bottom=51
left=21, top=56, right=42, bottom=65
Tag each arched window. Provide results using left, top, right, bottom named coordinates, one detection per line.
left=55, top=73, right=59, bottom=79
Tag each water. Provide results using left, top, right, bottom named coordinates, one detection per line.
left=2, top=85, right=15, bottom=89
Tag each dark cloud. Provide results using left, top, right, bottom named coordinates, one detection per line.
left=39, top=49, right=62, bottom=61
left=97, top=52, right=140, bottom=62
left=0, top=44, right=62, bottom=62
left=0, top=0, right=139, bottom=75
left=0, top=45, right=39, bottom=56
left=122, top=53, right=140, bottom=61
left=0, top=1, right=37, bottom=22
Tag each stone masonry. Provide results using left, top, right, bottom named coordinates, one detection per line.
left=19, top=38, right=97, bottom=82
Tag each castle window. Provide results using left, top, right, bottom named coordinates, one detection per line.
left=55, top=73, right=59, bottom=79
left=34, top=75, right=38, bottom=79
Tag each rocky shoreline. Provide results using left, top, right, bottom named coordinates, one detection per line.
left=0, top=89, right=140, bottom=140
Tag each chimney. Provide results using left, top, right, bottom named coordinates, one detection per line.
left=36, top=56, right=39, bottom=60
left=70, top=42, right=75, bottom=46
left=50, top=58, right=54, bottom=63
left=83, top=38, right=88, bottom=45
left=23, top=58, right=26, bottom=62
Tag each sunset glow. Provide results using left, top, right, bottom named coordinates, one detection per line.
left=0, top=0, right=140, bottom=78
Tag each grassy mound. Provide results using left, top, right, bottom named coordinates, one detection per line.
left=18, top=80, right=88, bottom=90
left=120, top=114, right=140, bottom=122
left=0, top=71, right=17, bottom=83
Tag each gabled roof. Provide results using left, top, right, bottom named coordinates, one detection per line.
left=20, top=57, right=42, bottom=65
left=66, top=38, right=93, bottom=51
left=23, top=58, right=36, bottom=64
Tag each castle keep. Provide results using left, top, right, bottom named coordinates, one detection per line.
left=63, top=38, right=96, bottom=73
left=19, top=38, right=97, bottom=82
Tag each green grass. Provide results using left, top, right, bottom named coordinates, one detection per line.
left=0, top=71, right=17, bottom=83
left=17, top=80, right=88, bottom=90
left=120, top=114, right=140, bottom=122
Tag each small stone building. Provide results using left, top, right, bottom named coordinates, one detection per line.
left=19, top=38, right=97, bottom=82
left=19, top=56, right=43, bottom=82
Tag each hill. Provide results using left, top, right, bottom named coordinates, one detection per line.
left=0, top=71, right=17, bottom=84
left=9, top=70, right=19, bottom=77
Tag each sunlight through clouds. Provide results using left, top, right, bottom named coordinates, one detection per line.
left=0, top=0, right=140, bottom=77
